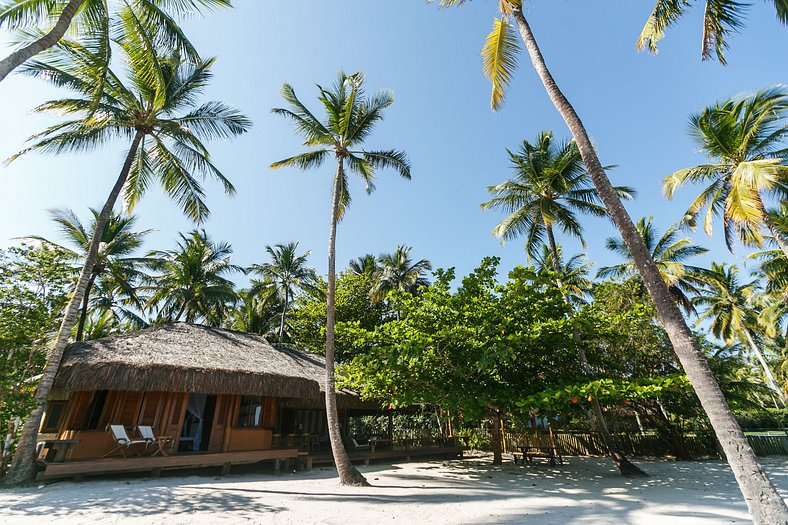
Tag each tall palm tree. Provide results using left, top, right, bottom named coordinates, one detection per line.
left=248, top=242, right=318, bottom=343
left=598, top=217, right=709, bottom=315
left=25, top=208, right=150, bottom=341
left=5, top=16, right=249, bottom=484
left=438, top=2, right=787, bottom=518
left=480, top=131, right=635, bottom=260
left=270, top=71, right=411, bottom=486
left=637, top=0, right=788, bottom=64
left=146, top=230, right=240, bottom=325
left=371, top=245, right=432, bottom=304
left=481, top=130, right=642, bottom=476
left=0, top=0, right=231, bottom=83
left=663, top=88, right=788, bottom=257
left=693, top=263, right=786, bottom=406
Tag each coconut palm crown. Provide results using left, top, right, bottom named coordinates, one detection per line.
left=598, top=217, right=709, bottom=315
left=663, top=87, right=788, bottom=256
left=371, top=245, right=432, bottom=303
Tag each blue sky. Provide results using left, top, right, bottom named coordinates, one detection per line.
left=1, top=1, right=786, bottom=284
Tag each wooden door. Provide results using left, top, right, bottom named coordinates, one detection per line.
left=163, top=392, right=188, bottom=451
left=207, top=394, right=232, bottom=453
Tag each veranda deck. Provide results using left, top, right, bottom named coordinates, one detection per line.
left=40, top=448, right=303, bottom=480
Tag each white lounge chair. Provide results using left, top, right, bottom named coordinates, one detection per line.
left=136, top=425, right=172, bottom=456
left=103, top=424, right=148, bottom=458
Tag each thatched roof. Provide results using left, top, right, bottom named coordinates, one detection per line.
left=52, top=323, right=370, bottom=408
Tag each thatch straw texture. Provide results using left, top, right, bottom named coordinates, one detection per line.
left=52, top=323, right=364, bottom=405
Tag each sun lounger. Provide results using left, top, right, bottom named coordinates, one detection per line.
left=103, top=424, right=148, bottom=458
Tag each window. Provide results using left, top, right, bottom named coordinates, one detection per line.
left=41, top=401, right=67, bottom=433
left=237, top=396, right=263, bottom=428
left=85, top=390, right=109, bottom=430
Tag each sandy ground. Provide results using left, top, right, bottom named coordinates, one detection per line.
left=1, top=454, right=787, bottom=525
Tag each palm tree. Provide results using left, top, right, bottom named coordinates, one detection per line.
left=481, top=130, right=642, bottom=476
left=663, top=88, right=788, bottom=257
left=637, top=0, right=788, bottom=64
left=693, top=263, right=786, bottom=406
left=270, top=71, right=411, bottom=486
left=438, top=2, right=787, bottom=517
left=598, top=217, right=708, bottom=315
left=5, top=16, right=249, bottom=484
left=248, top=242, right=318, bottom=343
left=146, top=230, right=240, bottom=325
left=0, top=0, right=231, bottom=83
left=371, top=245, right=432, bottom=305
left=348, top=254, right=379, bottom=277
left=25, top=208, right=150, bottom=341
left=227, top=283, right=282, bottom=337
left=532, top=245, right=593, bottom=305
left=480, top=131, right=635, bottom=260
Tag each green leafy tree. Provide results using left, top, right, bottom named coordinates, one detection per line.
left=146, top=230, right=240, bottom=325
left=0, top=0, right=231, bottom=83
left=598, top=217, right=709, bottom=315
left=26, top=208, right=150, bottom=341
left=270, top=71, right=410, bottom=486
left=663, top=88, right=788, bottom=257
left=0, top=243, right=72, bottom=473
left=637, top=0, right=788, bottom=64
left=437, top=0, right=785, bottom=516
left=5, top=15, right=250, bottom=484
left=248, top=242, right=318, bottom=343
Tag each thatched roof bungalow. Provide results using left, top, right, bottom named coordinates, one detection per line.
left=41, top=323, right=376, bottom=462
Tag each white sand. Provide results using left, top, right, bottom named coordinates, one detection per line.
left=2, top=455, right=787, bottom=524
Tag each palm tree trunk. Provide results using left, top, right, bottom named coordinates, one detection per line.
left=325, top=156, right=368, bottom=486
left=279, top=288, right=289, bottom=343
left=5, top=130, right=144, bottom=485
left=743, top=330, right=786, bottom=407
left=75, top=273, right=97, bottom=342
left=512, top=8, right=788, bottom=523
left=0, top=0, right=85, bottom=83
left=760, top=204, right=788, bottom=260
left=546, top=225, right=646, bottom=476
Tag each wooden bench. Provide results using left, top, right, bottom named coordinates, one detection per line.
left=41, top=448, right=302, bottom=480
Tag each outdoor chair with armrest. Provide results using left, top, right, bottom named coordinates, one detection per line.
left=103, top=424, right=149, bottom=458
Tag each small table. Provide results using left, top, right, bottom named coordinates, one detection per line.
left=37, top=439, right=80, bottom=463
left=149, top=436, right=173, bottom=457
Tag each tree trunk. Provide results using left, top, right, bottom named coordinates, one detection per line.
left=0, top=0, right=85, bottom=83
left=760, top=203, right=788, bottom=260
left=546, top=225, right=647, bottom=476
left=512, top=7, right=788, bottom=523
left=5, top=131, right=143, bottom=485
left=75, top=273, right=97, bottom=342
left=491, top=411, right=503, bottom=465
left=324, top=157, right=368, bottom=486
left=278, top=287, right=289, bottom=343
left=743, top=330, right=786, bottom=407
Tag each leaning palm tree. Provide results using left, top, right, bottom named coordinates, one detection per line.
left=0, top=0, right=231, bottom=83
left=270, top=71, right=411, bottom=486
left=4, top=16, right=249, bottom=484
left=437, top=0, right=787, bottom=519
left=248, top=242, right=318, bottom=343
left=481, top=130, right=642, bottom=476
left=146, top=230, right=240, bottom=325
left=637, top=0, right=788, bottom=64
left=693, top=263, right=786, bottom=406
left=663, top=88, right=788, bottom=257
left=598, top=217, right=709, bottom=315
left=25, top=208, right=150, bottom=341
left=371, top=245, right=432, bottom=305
